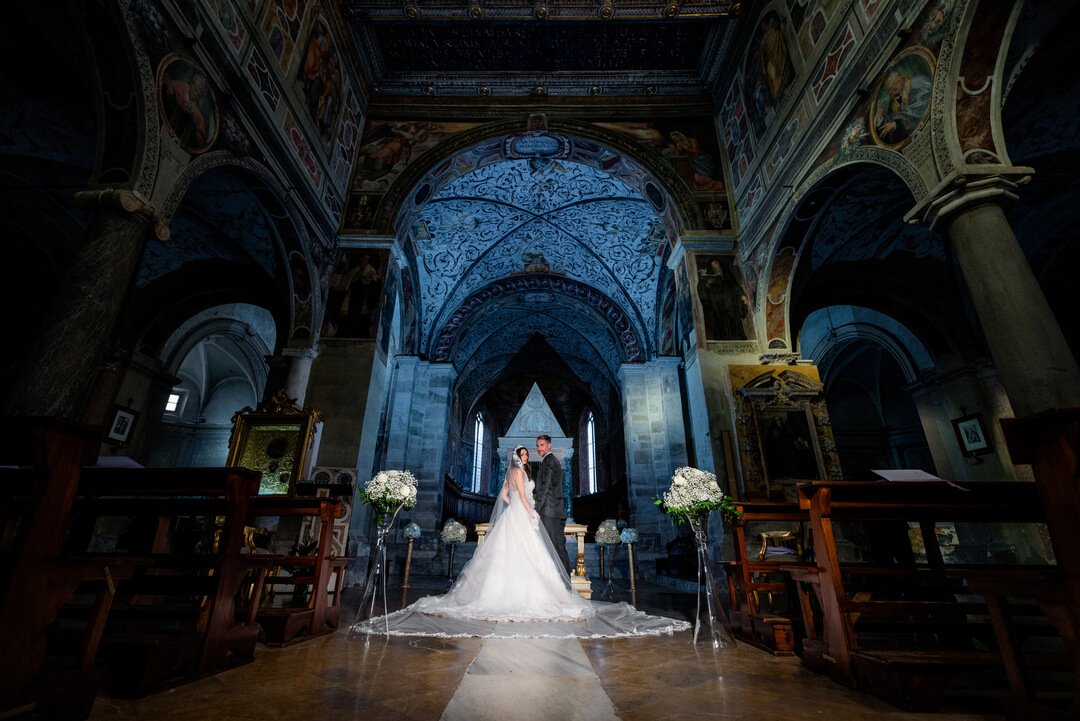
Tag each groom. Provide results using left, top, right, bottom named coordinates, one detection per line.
left=535, top=435, right=571, bottom=572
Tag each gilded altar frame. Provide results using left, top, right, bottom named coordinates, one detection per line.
left=226, top=390, right=321, bottom=496
left=730, top=366, right=842, bottom=501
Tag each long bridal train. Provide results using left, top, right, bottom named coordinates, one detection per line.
left=352, top=449, right=691, bottom=640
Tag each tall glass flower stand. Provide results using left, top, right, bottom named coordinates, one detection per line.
left=688, top=512, right=738, bottom=649
left=348, top=505, right=402, bottom=639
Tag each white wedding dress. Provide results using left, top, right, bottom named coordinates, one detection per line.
left=351, top=454, right=691, bottom=639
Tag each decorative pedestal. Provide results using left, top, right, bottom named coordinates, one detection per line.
left=349, top=506, right=403, bottom=638
left=475, top=521, right=592, bottom=599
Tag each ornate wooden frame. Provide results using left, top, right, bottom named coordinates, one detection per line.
left=227, top=390, right=322, bottom=496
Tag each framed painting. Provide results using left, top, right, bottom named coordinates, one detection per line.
left=952, top=413, right=993, bottom=457
left=730, top=366, right=843, bottom=500
left=105, top=405, right=140, bottom=446
left=227, top=390, right=321, bottom=495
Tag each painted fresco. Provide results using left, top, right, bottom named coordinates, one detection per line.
left=283, top=112, right=322, bottom=187
left=205, top=0, right=247, bottom=53
left=764, top=102, right=807, bottom=180
left=156, top=54, right=218, bottom=154
left=658, top=269, right=677, bottom=356
left=787, top=0, right=843, bottom=60
left=824, top=0, right=960, bottom=162
left=674, top=257, right=694, bottom=353
left=322, top=249, right=389, bottom=339
left=594, top=119, right=726, bottom=192
left=721, top=83, right=753, bottom=190
left=376, top=262, right=399, bottom=357
left=765, top=246, right=796, bottom=347
left=399, top=263, right=418, bottom=355
left=352, top=120, right=483, bottom=193
left=809, top=21, right=857, bottom=104
left=869, top=47, right=935, bottom=149
left=746, top=9, right=797, bottom=138
left=261, top=0, right=307, bottom=72
left=691, top=253, right=753, bottom=342
left=296, top=8, right=342, bottom=143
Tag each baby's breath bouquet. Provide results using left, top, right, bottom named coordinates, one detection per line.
left=654, top=467, right=742, bottom=525
left=595, top=522, right=622, bottom=545
left=357, top=469, right=417, bottom=523
left=441, top=518, right=467, bottom=545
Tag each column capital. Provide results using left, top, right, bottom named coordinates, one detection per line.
left=904, top=165, right=1034, bottom=234
left=75, top=188, right=170, bottom=241
left=279, top=346, right=319, bottom=361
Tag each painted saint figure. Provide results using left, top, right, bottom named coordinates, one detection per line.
left=697, top=257, right=750, bottom=340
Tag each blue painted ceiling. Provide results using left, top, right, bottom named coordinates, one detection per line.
left=412, top=158, right=666, bottom=368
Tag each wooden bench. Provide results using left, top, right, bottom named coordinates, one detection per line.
left=247, top=496, right=349, bottom=646
left=794, top=480, right=1068, bottom=711
left=65, top=466, right=263, bottom=697
left=724, top=502, right=812, bottom=655
left=0, top=418, right=148, bottom=720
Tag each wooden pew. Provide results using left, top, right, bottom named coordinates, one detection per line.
left=724, top=501, right=812, bottom=655
left=795, top=480, right=1065, bottom=711
left=66, top=466, right=263, bottom=697
left=0, top=418, right=148, bottom=720
left=247, top=496, right=349, bottom=646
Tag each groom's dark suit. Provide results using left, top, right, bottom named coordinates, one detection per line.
left=535, top=451, right=571, bottom=572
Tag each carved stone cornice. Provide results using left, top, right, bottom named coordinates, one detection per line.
left=904, top=165, right=1035, bottom=234
left=74, top=188, right=171, bottom=242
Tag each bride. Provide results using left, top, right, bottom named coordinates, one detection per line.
left=351, top=446, right=691, bottom=638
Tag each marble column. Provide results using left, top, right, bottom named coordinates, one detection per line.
left=907, top=168, right=1080, bottom=417
left=4, top=189, right=168, bottom=419
left=264, top=347, right=318, bottom=405
left=618, top=358, right=689, bottom=544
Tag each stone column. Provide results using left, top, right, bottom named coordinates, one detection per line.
left=618, top=358, right=689, bottom=545
left=4, top=189, right=168, bottom=419
left=907, top=168, right=1080, bottom=416
left=264, top=347, right=318, bottom=405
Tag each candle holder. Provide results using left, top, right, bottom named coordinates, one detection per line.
left=400, top=522, right=421, bottom=589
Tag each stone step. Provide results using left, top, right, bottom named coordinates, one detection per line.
left=435, top=542, right=639, bottom=580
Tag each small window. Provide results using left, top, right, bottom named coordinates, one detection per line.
left=163, top=388, right=188, bottom=418
left=586, top=412, right=597, bottom=494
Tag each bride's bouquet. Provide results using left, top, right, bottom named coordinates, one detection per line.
left=358, top=469, right=418, bottom=523
left=653, top=466, right=742, bottom=525
left=441, top=518, right=467, bottom=545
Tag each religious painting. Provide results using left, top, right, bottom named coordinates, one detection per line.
left=690, top=254, right=753, bottom=342
left=376, top=262, right=399, bottom=358
left=729, top=366, right=842, bottom=500
left=674, top=257, right=694, bottom=353
left=700, top=195, right=733, bottom=231
left=351, top=120, right=482, bottom=194
left=399, top=264, right=418, bottom=355
left=296, top=10, right=341, bottom=143
left=321, top=248, right=389, bottom=339
left=869, top=46, right=935, bottom=150
left=227, top=390, right=320, bottom=496
left=952, top=412, right=993, bottom=458
left=593, top=119, right=727, bottom=193
left=745, top=9, right=796, bottom=138
left=156, top=53, right=218, bottom=154
left=206, top=0, right=246, bottom=52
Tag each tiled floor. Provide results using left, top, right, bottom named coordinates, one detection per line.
left=87, top=577, right=1003, bottom=721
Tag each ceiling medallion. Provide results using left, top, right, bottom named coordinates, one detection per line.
left=598, top=3, right=614, bottom=19
left=477, top=86, right=491, bottom=96
left=534, top=4, right=548, bottom=19
left=644, top=85, right=658, bottom=95
left=663, top=2, right=680, bottom=17
left=404, top=4, right=419, bottom=19
left=423, top=85, right=436, bottom=96
left=503, top=131, right=571, bottom=159
left=469, top=5, right=483, bottom=19
left=531, top=85, right=547, bottom=96
left=589, top=86, right=602, bottom=96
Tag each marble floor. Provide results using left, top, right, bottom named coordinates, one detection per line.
left=87, top=578, right=1004, bottom=721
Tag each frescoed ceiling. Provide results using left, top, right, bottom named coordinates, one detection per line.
left=339, top=1, right=740, bottom=96
left=410, top=158, right=666, bottom=362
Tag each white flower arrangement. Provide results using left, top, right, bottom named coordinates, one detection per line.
left=595, top=522, right=621, bottom=545
left=654, top=466, right=742, bottom=524
left=357, top=469, right=418, bottom=521
left=441, top=518, right=467, bottom=544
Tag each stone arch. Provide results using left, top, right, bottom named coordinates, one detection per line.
left=759, top=161, right=976, bottom=362
left=158, top=153, right=321, bottom=345
left=373, top=118, right=702, bottom=236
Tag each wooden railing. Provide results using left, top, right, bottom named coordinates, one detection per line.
left=442, top=475, right=496, bottom=540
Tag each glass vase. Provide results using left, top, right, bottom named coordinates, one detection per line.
left=688, top=511, right=738, bottom=649
left=349, top=504, right=403, bottom=638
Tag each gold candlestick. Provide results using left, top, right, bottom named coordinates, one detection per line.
left=627, top=542, right=637, bottom=594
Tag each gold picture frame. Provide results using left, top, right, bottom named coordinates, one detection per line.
left=730, top=366, right=842, bottom=501
left=226, top=390, right=321, bottom=496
